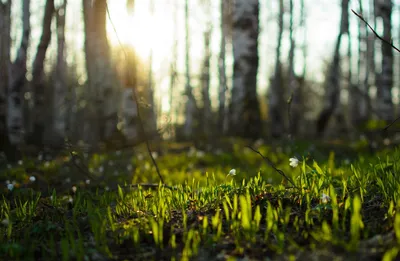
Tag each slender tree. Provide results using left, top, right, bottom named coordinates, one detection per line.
left=168, top=0, right=178, bottom=139
left=200, top=1, right=212, bottom=138
left=0, top=1, right=12, bottom=156
left=30, top=0, right=55, bottom=146
left=229, top=0, right=261, bottom=138
left=7, top=0, right=31, bottom=150
left=316, top=0, right=349, bottom=136
left=269, top=0, right=285, bottom=138
left=82, top=0, right=118, bottom=146
left=376, top=0, right=393, bottom=122
left=183, top=0, right=197, bottom=139
left=53, top=0, right=68, bottom=141
left=288, top=0, right=300, bottom=136
left=218, top=0, right=229, bottom=135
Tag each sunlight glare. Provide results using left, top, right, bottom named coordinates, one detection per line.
left=107, top=2, right=173, bottom=62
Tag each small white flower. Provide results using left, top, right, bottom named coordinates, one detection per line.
left=7, top=184, right=13, bottom=191
left=126, top=164, right=133, bottom=171
left=1, top=219, right=9, bottom=226
left=37, top=154, right=43, bottom=161
left=44, top=161, right=50, bottom=167
left=289, top=157, right=299, bottom=168
left=65, top=177, right=71, bottom=183
left=108, top=161, right=114, bottom=166
left=116, top=150, right=121, bottom=156
left=151, top=152, right=158, bottom=159
left=29, top=176, right=36, bottom=182
left=321, top=193, right=331, bottom=204
left=228, top=169, right=236, bottom=176
left=18, top=160, right=23, bottom=165
left=137, top=153, right=144, bottom=161
left=196, top=151, right=205, bottom=158
left=7, top=164, right=11, bottom=169
left=72, top=186, right=77, bottom=193
left=98, top=166, right=104, bottom=173
left=5, top=180, right=10, bottom=185
left=105, top=186, right=110, bottom=191
left=85, top=179, right=91, bottom=185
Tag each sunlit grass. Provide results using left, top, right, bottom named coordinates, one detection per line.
left=1, top=142, right=400, bottom=260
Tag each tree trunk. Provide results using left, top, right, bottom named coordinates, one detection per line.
left=0, top=1, right=12, bottom=158
left=83, top=0, right=118, bottom=146
left=376, top=0, right=393, bottom=122
left=53, top=0, right=67, bottom=142
left=201, top=26, right=212, bottom=138
left=316, top=0, right=349, bottom=136
left=8, top=0, right=30, bottom=148
left=269, top=0, right=285, bottom=138
left=183, top=0, right=197, bottom=139
left=122, top=89, right=138, bottom=140
left=350, top=0, right=369, bottom=127
left=230, top=0, right=261, bottom=139
left=168, top=0, right=178, bottom=139
left=288, top=0, right=300, bottom=137
left=30, top=0, right=54, bottom=147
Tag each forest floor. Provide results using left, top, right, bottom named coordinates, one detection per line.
left=1, top=138, right=400, bottom=260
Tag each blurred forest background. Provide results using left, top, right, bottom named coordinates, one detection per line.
left=1, top=0, right=400, bottom=162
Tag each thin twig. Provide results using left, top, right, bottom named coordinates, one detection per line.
left=105, top=3, right=164, bottom=184
left=247, top=146, right=298, bottom=189
left=352, top=9, right=400, bottom=133
left=351, top=9, right=400, bottom=53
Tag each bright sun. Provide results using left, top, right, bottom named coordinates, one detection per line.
left=106, top=1, right=173, bottom=63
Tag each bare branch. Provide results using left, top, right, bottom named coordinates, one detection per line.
left=351, top=9, right=400, bottom=53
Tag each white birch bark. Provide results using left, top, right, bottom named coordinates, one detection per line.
left=229, top=0, right=261, bottom=138
left=7, top=0, right=31, bottom=145
left=53, top=0, right=67, bottom=139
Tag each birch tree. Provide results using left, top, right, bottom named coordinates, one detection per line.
left=53, top=0, right=68, bottom=141
left=229, top=0, right=261, bottom=138
left=31, top=0, right=55, bottom=146
left=375, top=0, right=393, bottom=122
left=83, top=0, right=118, bottom=145
left=183, top=0, right=197, bottom=139
left=316, top=0, right=349, bottom=136
left=0, top=1, right=11, bottom=154
left=268, top=0, right=285, bottom=138
left=218, top=0, right=230, bottom=135
left=7, top=0, right=31, bottom=146
left=288, top=0, right=300, bottom=136
left=350, top=0, right=369, bottom=127
left=200, top=2, right=212, bottom=138
left=168, top=0, right=178, bottom=138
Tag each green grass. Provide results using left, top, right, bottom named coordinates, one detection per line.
left=1, top=141, right=400, bottom=260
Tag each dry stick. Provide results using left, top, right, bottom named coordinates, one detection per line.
left=105, top=4, right=164, bottom=184
left=246, top=146, right=298, bottom=189
left=351, top=9, right=400, bottom=132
